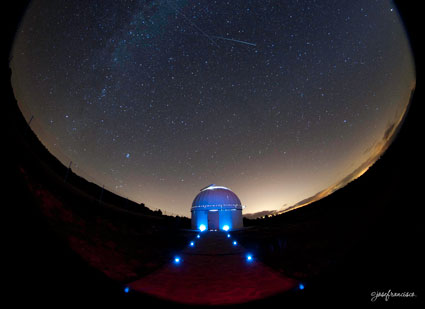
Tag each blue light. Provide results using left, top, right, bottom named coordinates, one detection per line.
left=227, top=234, right=231, bottom=238
left=246, top=255, right=253, bottom=261
left=197, top=235, right=200, bottom=238
left=233, top=241, right=237, bottom=246
left=190, top=241, right=194, bottom=247
left=199, top=224, right=206, bottom=232
left=174, top=257, right=181, bottom=263
left=124, top=287, right=130, bottom=293
left=222, top=225, right=230, bottom=231
left=299, top=283, right=305, bottom=290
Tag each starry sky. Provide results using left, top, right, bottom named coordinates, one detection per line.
left=10, top=0, right=415, bottom=217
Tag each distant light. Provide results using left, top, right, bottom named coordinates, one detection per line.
left=174, top=257, right=181, bottom=263
left=199, top=224, right=206, bottom=231
left=190, top=241, right=194, bottom=247
left=233, top=241, right=237, bottom=246
left=247, top=255, right=253, bottom=261
left=222, top=225, right=230, bottom=231
left=299, top=283, right=305, bottom=290
left=124, top=287, right=130, bottom=293
left=227, top=234, right=231, bottom=238
left=197, top=235, right=200, bottom=238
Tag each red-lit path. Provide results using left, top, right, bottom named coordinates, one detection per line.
left=127, top=231, right=297, bottom=305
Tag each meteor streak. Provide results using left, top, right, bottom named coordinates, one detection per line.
left=211, top=36, right=257, bottom=47
left=165, top=0, right=219, bottom=47
left=164, top=1, right=255, bottom=47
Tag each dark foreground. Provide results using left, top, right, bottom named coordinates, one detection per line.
left=128, top=231, right=297, bottom=305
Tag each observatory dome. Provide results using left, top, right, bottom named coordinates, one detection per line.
left=191, top=184, right=244, bottom=231
left=191, top=184, right=242, bottom=209
left=191, top=185, right=244, bottom=231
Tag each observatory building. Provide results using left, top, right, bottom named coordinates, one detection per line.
left=191, top=184, right=244, bottom=231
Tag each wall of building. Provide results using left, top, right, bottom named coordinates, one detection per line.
left=191, top=209, right=208, bottom=230
left=191, top=208, right=243, bottom=230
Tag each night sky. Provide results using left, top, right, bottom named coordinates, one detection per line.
left=10, top=0, right=415, bottom=217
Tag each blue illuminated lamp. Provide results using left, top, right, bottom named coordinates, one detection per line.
left=246, top=254, right=253, bottom=261
left=222, top=225, right=230, bottom=231
left=233, top=241, right=237, bottom=246
left=124, top=287, right=130, bottom=293
left=227, top=234, right=231, bottom=238
left=197, top=234, right=200, bottom=238
left=299, top=283, right=305, bottom=290
left=199, top=224, right=206, bottom=232
left=174, top=257, right=181, bottom=263
left=190, top=241, right=195, bottom=247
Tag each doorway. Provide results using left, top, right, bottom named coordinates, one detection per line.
left=207, top=210, right=219, bottom=230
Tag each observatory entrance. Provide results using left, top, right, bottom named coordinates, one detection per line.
left=207, top=210, right=219, bottom=230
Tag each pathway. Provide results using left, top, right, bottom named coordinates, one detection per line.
left=127, top=231, right=297, bottom=305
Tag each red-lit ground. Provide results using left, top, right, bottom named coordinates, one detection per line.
left=128, top=231, right=297, bottom=305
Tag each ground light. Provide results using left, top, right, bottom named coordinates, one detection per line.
left=299, top=283, right=305, bottom=290
left=246, top=254, right=253, bottom=262
left=190, top=241, right=194, bottom=247
left=174, top=257, right=181, bottom=263
left=199, top=224, right=206, bottom=232
left=227, top=234, right=231, bottom=238
left=124, top=287, right=130, bottom=293
left=197, top=235, right=200, bottom=239
left=222, top=225, right=230, bottom=231
left=233, top=241, right=237, bottom=246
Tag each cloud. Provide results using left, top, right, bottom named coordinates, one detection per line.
left=278, top=116, right=408, bottom=215
left=245, top=97, right=413, bottom=219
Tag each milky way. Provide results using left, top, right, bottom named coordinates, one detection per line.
left=10, top=0, right=415, bottom=217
